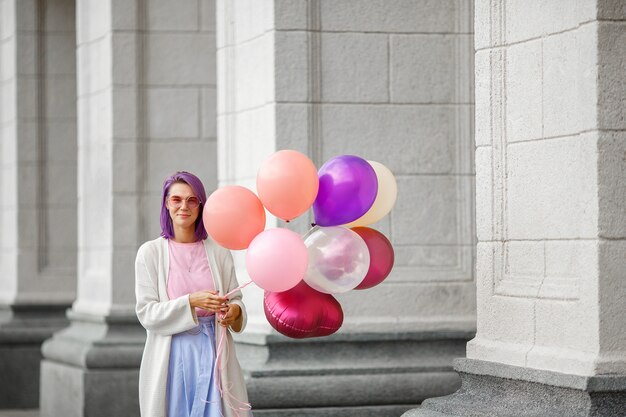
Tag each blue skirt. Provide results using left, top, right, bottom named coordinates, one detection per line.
left=167, top=316, right=222, bottom=417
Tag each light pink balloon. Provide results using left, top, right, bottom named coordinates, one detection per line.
left=246, top=228, right=308, bottom=292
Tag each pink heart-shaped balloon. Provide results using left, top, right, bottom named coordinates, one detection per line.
left=264, top=281, right=344, bottom=339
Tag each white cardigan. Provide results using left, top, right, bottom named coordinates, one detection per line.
left=135, top=236, right=249, bottom=417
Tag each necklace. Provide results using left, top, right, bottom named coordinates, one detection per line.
left=186, top=243, right=200, bottom=273
left=170, top=239, right=199, bottom=273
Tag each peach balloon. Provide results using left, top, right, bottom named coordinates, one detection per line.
left=343, top=160, right=397, bottom=228
left=203, top=186, right=266, bottom=250
left=257, top=150, right=319, bottom=221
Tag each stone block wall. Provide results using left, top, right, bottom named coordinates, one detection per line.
left=72, top=0, right=218, bottom=316
left=0, top=0, right=77, bottom=306
left=219, top=0, right=477, bottom=335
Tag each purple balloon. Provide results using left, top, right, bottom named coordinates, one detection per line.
left=313, top=155, right=378, bottom=226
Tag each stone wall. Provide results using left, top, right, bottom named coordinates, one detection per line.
left=217, top=1, right=476, bottom=414
left=218, top=0, right=477, bottom=337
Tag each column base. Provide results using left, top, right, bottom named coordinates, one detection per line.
left=0, top=304, right=68, bottom=408
left=402, top=358, right=626, bottom=417
left=236, top=329, right=472, bottom=413
left=40, top=309, right=145, bottom=417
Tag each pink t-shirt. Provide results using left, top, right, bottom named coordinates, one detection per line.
left=167, top=239, right=216, bottom=317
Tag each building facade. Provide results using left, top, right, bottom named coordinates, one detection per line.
left=0, top=1, right=623, bottom=416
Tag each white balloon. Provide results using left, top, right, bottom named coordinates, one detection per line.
left=343, top=160, right=397, bottom=227
left=303, top=226, right=370, bottom=294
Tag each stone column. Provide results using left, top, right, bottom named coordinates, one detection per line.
left=407, top=1, right=626, bottom=416
left=217, top=1, right=475, bottom=415
left=0, top=0, right=76, bottom=408
left=40, top=1, right=218, bottom=416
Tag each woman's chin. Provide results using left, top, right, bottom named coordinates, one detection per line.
left=174, top=220, right=196, bottom=229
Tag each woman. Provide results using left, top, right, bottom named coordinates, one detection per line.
left=135, top=171, right=251, bottom=417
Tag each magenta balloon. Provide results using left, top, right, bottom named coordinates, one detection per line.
left=246, top=228, right=307, bottom=292
left=351, top=227, right=395, bottom=290
left=313, top=155, right=378, bottom=226
left=264, top=281, right=344, bottom=339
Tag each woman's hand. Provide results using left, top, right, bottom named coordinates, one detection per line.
left=189, top=290, right=227, bottom=313
left=219, top=303, right=242, bottom=331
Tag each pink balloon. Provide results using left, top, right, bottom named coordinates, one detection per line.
left=203, top=186, right=266, bottom=250
left=264, top=281, right=344, bottom=339
left=351, top=227, right=395, bottom=290
left=257, top=150, right=319, bottom=221
left=246, top=228, right=307, bottom=292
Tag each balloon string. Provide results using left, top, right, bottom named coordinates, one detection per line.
left=224, top=280, right=253, bottom=299
left=200, top=281, right=254, bottom=416
left=201, top=325, right=227, bottom=417
left=202, top=312, right=252, bottom=416
left=303, top=224, right=319, bottom=240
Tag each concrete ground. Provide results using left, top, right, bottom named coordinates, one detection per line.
left=0, top=407, right=419, bottom=417
left=0, top=405, right=420, bottom=417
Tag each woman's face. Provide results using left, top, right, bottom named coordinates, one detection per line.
left=166, top=182, right=200, bottom=231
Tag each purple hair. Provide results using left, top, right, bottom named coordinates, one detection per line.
left=160, top=171, right=208, bottom=241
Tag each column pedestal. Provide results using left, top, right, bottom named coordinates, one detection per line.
left=0, top=305, right=67, bottom=408
left=239, top=331, right=471, bottom=416
left=404, top=359, right=626, bottom=417
left=40, top=311, right=144, bottom=417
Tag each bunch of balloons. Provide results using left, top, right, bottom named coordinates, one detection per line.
left=203, top=150, right=397, bottom=339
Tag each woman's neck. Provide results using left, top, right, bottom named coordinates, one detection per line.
left=172, top=226, right=197, bottom=243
